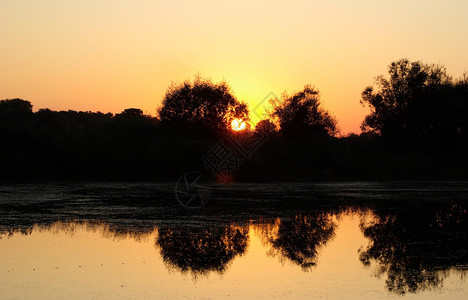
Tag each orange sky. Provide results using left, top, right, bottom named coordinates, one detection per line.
left=1, top=0, right=468, bottom=133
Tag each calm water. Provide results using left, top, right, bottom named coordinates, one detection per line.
left=0, top=182, right=467, bottom=299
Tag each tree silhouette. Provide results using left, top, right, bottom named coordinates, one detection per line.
left=270, top=85, right=338, bottom=137
left=361, top=59, right=468, bottom=142
left=156, top=225, right=249, bottom=276
left=158, top=76, right=250, bottom=138
left=118, top=108, right=144, bottom=117
left=2, top=68, right=468, bottom=181
left=0, top=98, right=33, bottom=132
left=112, top=108, right=159, bottom=136
left=254, top=119, right=277, bottom=135
left=359, top=202, right=468, bottom=294
left=259, top=213, right=336, bottom=270
left=0, top=98, right=32, bottom=114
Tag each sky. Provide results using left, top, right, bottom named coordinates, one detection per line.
left=1, top=0, right=467, bottom=133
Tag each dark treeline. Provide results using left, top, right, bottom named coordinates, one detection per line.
left=1, top=59, right=468, bottom=181
left=0, top=103, right=210, bottom=181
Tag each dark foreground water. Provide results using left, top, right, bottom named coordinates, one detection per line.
left=0, top=182, right=467, bottom=299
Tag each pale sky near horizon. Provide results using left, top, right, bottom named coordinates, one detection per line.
left=1, top=0, right=467, bottom=133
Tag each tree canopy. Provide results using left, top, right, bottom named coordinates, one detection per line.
left=158, top=76, right=249, bottom=138
left=0, top=98, right=33, bottom=114
left=0, top=98, right=34, bottom=132
left=361, top=59, right=468, bottom=141
left=270, top=85, right=338, bottom=138
left=254, top=119, right=277, bottom=135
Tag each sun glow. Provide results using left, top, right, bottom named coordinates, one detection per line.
left=231, top=119, right=246, bottom=131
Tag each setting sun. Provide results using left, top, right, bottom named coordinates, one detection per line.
left=231, top=119, right=246, bottom=131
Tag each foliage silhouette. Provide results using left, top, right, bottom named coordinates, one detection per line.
left=0, top=98, right=33, bottom=115
left=0, top=100, right=197, bottom=181
left=361, top=59, right=468, bottom=144
left=359, top=201, right=468, bottom=294
left=156, top=225, right=249, bottom=276
left=254, top=119, right=278, bottom=136
left=0, top=98, right=34, bottom=133
left=258, top=213, right=336, bottom=270
left=158, top=75, right=249, bottom=139
left=2, top=59, right=468, bottom=181
left=270, top=85, right=338, bottom=138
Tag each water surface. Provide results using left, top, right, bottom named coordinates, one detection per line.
left=1, top=182, right=467, bottom=299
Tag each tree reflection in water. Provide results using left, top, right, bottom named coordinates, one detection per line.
left=156, top=224, right=249, bottom=276
left=0, top=221, right=157, bottom=241
left=359, top=201, right=468, bottom=294
left=257, top=213, right=336, bottom=270
left=2, top=183, right=468, bottom=295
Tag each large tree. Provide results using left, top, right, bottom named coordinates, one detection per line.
left=361, top=59, right=468, bottom=141
left=158, top=76, right=249, bottom=137
left=0, top=98, right=33, bottom=132
left=270, top=85, right=338, bottom=137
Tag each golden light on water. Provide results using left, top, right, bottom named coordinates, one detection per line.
left=231, top=119, right=246, bottom=131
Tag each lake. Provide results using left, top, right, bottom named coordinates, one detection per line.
left=1, top=182, right=467, bottom=299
